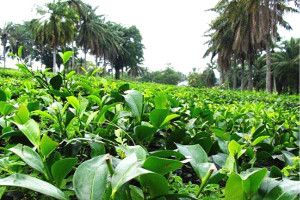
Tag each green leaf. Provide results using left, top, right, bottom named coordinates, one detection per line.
left=259, top=178, right=300, bottom=200
left=0, top=101, right=14, bottom=115
left=40, top=134, right=58, bottom=158
left=111, top=154, right=151, bottom=197
left=176, top=143, right=213, bottom=178
left=150, top=150, right=185, bottom=160
left=134, top=125, right=157, bottom=142
left=143, top=156, right=182, bottom=175
left=123, top=90, right=143, bottom=121
left=228, top=140, right=245, bottom=158
left=9, top=144, right=46, bottom=176
left=129, top=185, right=144, bottom=200
left=139, top=173, right=169, bottom=198
left=225, top=169, right=267, bottom=200
left=50, top=75, right=63, bottom=90
left=59, top=51, right=74, bottom=65
left=225, top=172, right=244, bottom=200
left=18, top=46, right=24, bottom=58
left=73, top=154, right=109, bottom=200
left=14, top=104, right=30, bottom=124
left=0, top=89, right=7, bottom=101
left=16, top=119, right=40, bottom=147
left=251, top=136, right=270, bottom=146
left=0, top=174, right=68, bottom=200
left=118, top=145, right=148, bottom=161
left=161, top=114, right=179, bottom=127
left=154, top=93, right=169, bottom=109
left=66, top=96, right=80, bottom=111
left=51, top=158, right=77, bottom=187
left=242, top=168, right=267, bottom=196
left=149, top=109, right=168, bottom=128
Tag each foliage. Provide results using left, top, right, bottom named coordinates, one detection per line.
left=188, top=67, right=216, bottom=88
left=140, top=67, right=185, bottom=85
left=0, top=52, right=299, bottom=199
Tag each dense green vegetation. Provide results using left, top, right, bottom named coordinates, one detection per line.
left=1, top=0, right=298, bottom=93
left=205, top=1, right=299, bottom=93
left=0, top=52, right=299, bottom=199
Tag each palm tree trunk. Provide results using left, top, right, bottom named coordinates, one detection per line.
left=232, top=60, right=237, bottom=89
left=84, top=50, right=87, bottom=69
left=273, top=75, right=277, bottom=93
left=115, top=67, right=120, bottom=79
left=2, top=45, right=6, bottom=69
left=247, top=58, right=254, bottom=90
left=219, top=68, right=225, bottom=85
left=53, top=47, right=57, bottom=73
left=266, top=42, right=272, bottom=92
left=72, top=42, right=75, bottom=70
left=241, top=60, right=245, bottom=90
left=95, top=56, right=98, bottom=67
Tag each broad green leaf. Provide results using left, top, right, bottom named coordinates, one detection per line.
left=129, top=185, right=144, bottom=200
left=14, top=104, right=30, bottom=124
left=150, top=150, right=185, bottom=160
left=212, top=128, right=230, bottom=141
left=161, top=114, right=179, bottom=127
left=111, top=154, right=151, bottom=197
left=134, top=125, right=157, bottom=142
left=117, top=145, right=148, bottom=161
left=17, top=46, right=23, bottom=58
left=225, top=172, right=244, bottom=200
left=50, top=75, right=63, bottom=90
left=9, top=144, right=46, bottom=176
left=149, top=109, right=168, bottom=128
left=251, top=136, right=270, bottom=146
left=66, top=96, right=80, bottom=111
left=123, top=90, right=143, bottom=121
left=51, top=158, right=77, bottom=187
left=242, top=168, right=267, bottom=196
left=143, top=156, right=182, bottom=175
left=259, top=178, right=300, bottom=200
left=228, top=140, right=245, bottom=158
left=73, top=154, right=109, bottom=200
left=0, top=174, right=67, bottom=200
left=154, top=93, right=169, bottom=109
left=176, top=143, right=213, bottom=178
left=40, top=134, right=58, bottom=158
left=225, top=169, right=267, bottom=200
left=0, top=89, right=6, bottom=101
left=0, top=101, right=14, bottom=115
left=139, top=173, right=169, bottom=198
left=59, top=51, right=74, bottom=65
left=16, top=119, right=40, bottom=147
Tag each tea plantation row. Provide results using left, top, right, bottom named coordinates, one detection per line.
left=0, top=64, right=299, bottom=199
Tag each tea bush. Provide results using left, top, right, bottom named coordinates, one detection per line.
left=0, top=53, right=299, bottom=199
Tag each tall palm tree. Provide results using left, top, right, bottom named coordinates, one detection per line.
left=31, top=0, right=77, bottom=73
left=77, top=10, right=107, bottom=69
left=272, top=38, right=299, bottom=93
left=0, top=23, right=14, bottom=68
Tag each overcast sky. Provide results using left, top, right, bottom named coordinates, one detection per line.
left=0, top=0, right=299, bottom=74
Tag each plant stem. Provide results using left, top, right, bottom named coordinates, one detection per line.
left=196, top=168, right=214, bottom=198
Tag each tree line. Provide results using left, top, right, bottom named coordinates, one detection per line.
left=204, top=0, right=299, bottom=93
left=0, top=0, right=144, bottom=79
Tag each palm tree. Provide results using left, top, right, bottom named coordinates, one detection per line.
left=31, top=0, right=77, bottom=73
left=0, top=23, right=14, bottom=68
left=272, top=38, right=299, bottom=93
left=76, top=8, right=107, bottom=69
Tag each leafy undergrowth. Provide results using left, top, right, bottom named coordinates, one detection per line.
left=0, top=55, right=299, bottom=200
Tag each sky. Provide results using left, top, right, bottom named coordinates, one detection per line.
left=0, top=0, right=299, bottom=74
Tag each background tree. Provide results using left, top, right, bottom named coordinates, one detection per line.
left=31, top=0, right=78, bottom=72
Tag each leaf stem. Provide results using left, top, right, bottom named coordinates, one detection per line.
left=196, top=168, right=214, bottom=198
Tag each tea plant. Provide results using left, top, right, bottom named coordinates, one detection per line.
left=0, top=51, right=299, bottom=199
